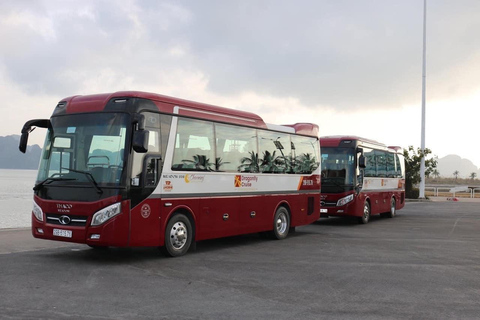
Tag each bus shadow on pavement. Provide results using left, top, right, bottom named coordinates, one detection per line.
left=39, top=230, right=311, bottom=263
left=313, top=215, right=386, bottom=226
left=190, top=230, right=309, bottom=254
left=42, top=246, right=166, bottom=264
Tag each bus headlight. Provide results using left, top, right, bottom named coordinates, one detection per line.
left=337, top=194, right=354, bottom=207
left=91, top=203, right=122, bottom=226
left=33, top=201, right=44, bottom=222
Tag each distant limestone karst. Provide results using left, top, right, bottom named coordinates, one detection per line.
left=436, top=154, right=480, bottom=179
left=0, top=135, right=42, bottom=169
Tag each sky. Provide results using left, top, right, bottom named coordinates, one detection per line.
left=1, top=0, right=480, bottom=175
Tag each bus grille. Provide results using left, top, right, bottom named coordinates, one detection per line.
left=320, top=201, right=337, bottom=207
left=46, top=213, right=88, bottom=226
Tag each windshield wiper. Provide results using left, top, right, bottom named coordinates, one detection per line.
left=61, top=167, right=103, bottom=194
left=322, top=177, right=345, bottom=187
left=34, top=177, right=77, bottom=191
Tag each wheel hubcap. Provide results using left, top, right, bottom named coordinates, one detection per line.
left=170, top=221, right=188, bottom=250
left=364, top=205, right=369, bottom=220
left=276, top=213, right=287, bottom=234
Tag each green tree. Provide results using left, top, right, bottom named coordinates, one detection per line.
left=403, top=146, right=437, bottom=199
left=238, top=151, right=260, bottom=173
left=295, top=153, right=319, bottom=174
left=432, top=169, right=440, bottom=179
left=182, top=154, right=213, bottom=171
left=453, top=170, right=460, bottom=180
left=215, top=157, right=228, bottom=171
left=260, top=150, right=282, bottom=173
left=470, top=172, right=477, bottom=180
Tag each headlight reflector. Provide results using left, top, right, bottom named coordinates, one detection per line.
left=91, top=202, right=122, bottom=226
left=33, top=201, right=44, bottom=221
left=337, top=194, right=354, bottom=207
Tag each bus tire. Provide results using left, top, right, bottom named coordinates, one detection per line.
left=387, top=197, right=396, bottom=218
left=272, top=206, right=290, bottom=240
left=359, top=201, right=370, bottom=224
left=162, top=213, right=193, bottom=257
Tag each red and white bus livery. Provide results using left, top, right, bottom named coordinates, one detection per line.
left=19, top=91, right=321, bottom=256
left=320, top=136, right=405, bottom=224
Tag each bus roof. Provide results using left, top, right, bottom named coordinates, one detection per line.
left=56, top=91, right=319, bottom=137
left=320, top=135, right=400, bottom=152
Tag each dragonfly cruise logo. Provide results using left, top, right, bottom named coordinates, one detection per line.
left=234, top=175, right=258, bottom=188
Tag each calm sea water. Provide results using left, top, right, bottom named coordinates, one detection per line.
left=0, top=169, right=37, bottom=229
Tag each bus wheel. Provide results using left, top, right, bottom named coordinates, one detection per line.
left=272, top=206, right=290, bottom=240
left=359, top=201, right=370, bottom=224
left=387, top=198, right=396, bottom=218
left=162, top=214, right=192, bottom=257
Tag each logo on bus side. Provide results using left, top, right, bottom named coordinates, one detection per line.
left=234, top=175, right=258, bottom=188
left=163, top=181, right=173, bottom=192
left=184, top=174, right=205, bottom=183
left=141, top=204, right=151, bottom=219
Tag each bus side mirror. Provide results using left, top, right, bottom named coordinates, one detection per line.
left=359, top=155, right=367, bottom=169
left=133, top=130, right=149, bottom=153
left=19, top=133, right=29, bottom=153
left=19, top=119, right=50, bottom=153
left=132, top=113, right=146, bottom=130
left=132, top=113, right=148, bottom=153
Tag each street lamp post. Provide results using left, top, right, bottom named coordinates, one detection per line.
left=419, top=0, right=427, bottom=199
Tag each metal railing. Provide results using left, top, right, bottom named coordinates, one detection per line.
left=424, top=186, right=480, bottom=198
left=474, top=188, right=480, bottom=198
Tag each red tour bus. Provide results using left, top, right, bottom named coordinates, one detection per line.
left=320, top=136, right=405, bottom=224
left=19, top=91, right=321, bottom=256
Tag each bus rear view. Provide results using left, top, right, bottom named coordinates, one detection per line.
left=320, top=136, right=405, bottom=224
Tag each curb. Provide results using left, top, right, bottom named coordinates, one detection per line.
left=405, top=198, right=431, bottom=202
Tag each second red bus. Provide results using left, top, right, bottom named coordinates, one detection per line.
left=320, top=136, right=405, bottom=224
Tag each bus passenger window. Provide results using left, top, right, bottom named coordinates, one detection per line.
left=375, top=150, right=387, bottom=177
left=386, top=153, right=396, bottom=177
left=173, top=119, right=215, bottom=171
left=364, top=150, right=376, bottom=177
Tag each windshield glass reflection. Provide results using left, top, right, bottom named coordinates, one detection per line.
left=37, top=113, right=129, bottom=187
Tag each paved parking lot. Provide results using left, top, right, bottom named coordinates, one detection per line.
left=1, top=201, right=480, bottom=319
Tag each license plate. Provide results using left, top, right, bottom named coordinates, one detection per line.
left=53, top=228, right=72, bottom=238
left=320, top=208, right=328, bottom=213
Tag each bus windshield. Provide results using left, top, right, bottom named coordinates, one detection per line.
left=37, top=113, right=129, bottom=187
left=321, top=147, right=356, bottom=193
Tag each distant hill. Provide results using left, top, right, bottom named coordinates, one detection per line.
left=0, top=135, right=42, bottom=169
left=436, top=154, right=480, bottom=179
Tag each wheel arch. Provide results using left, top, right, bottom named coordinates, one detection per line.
left=363, top=196, right=371, bottom=214
left=274, top=200, right=292, bottom=223
left=391, top=194, right=397, bottom=207
left=272, top=202, right=291, bottom=240
left=357, top=192, right=371, bottom=217
left=163, top=205, right=197, bottom=245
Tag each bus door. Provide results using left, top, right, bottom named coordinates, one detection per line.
left=130, top=156, right=162, bottom=246
left=129, top=115, right=164, bottom=246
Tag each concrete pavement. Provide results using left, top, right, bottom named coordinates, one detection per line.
left=1, top=201, right=480, bottom=319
